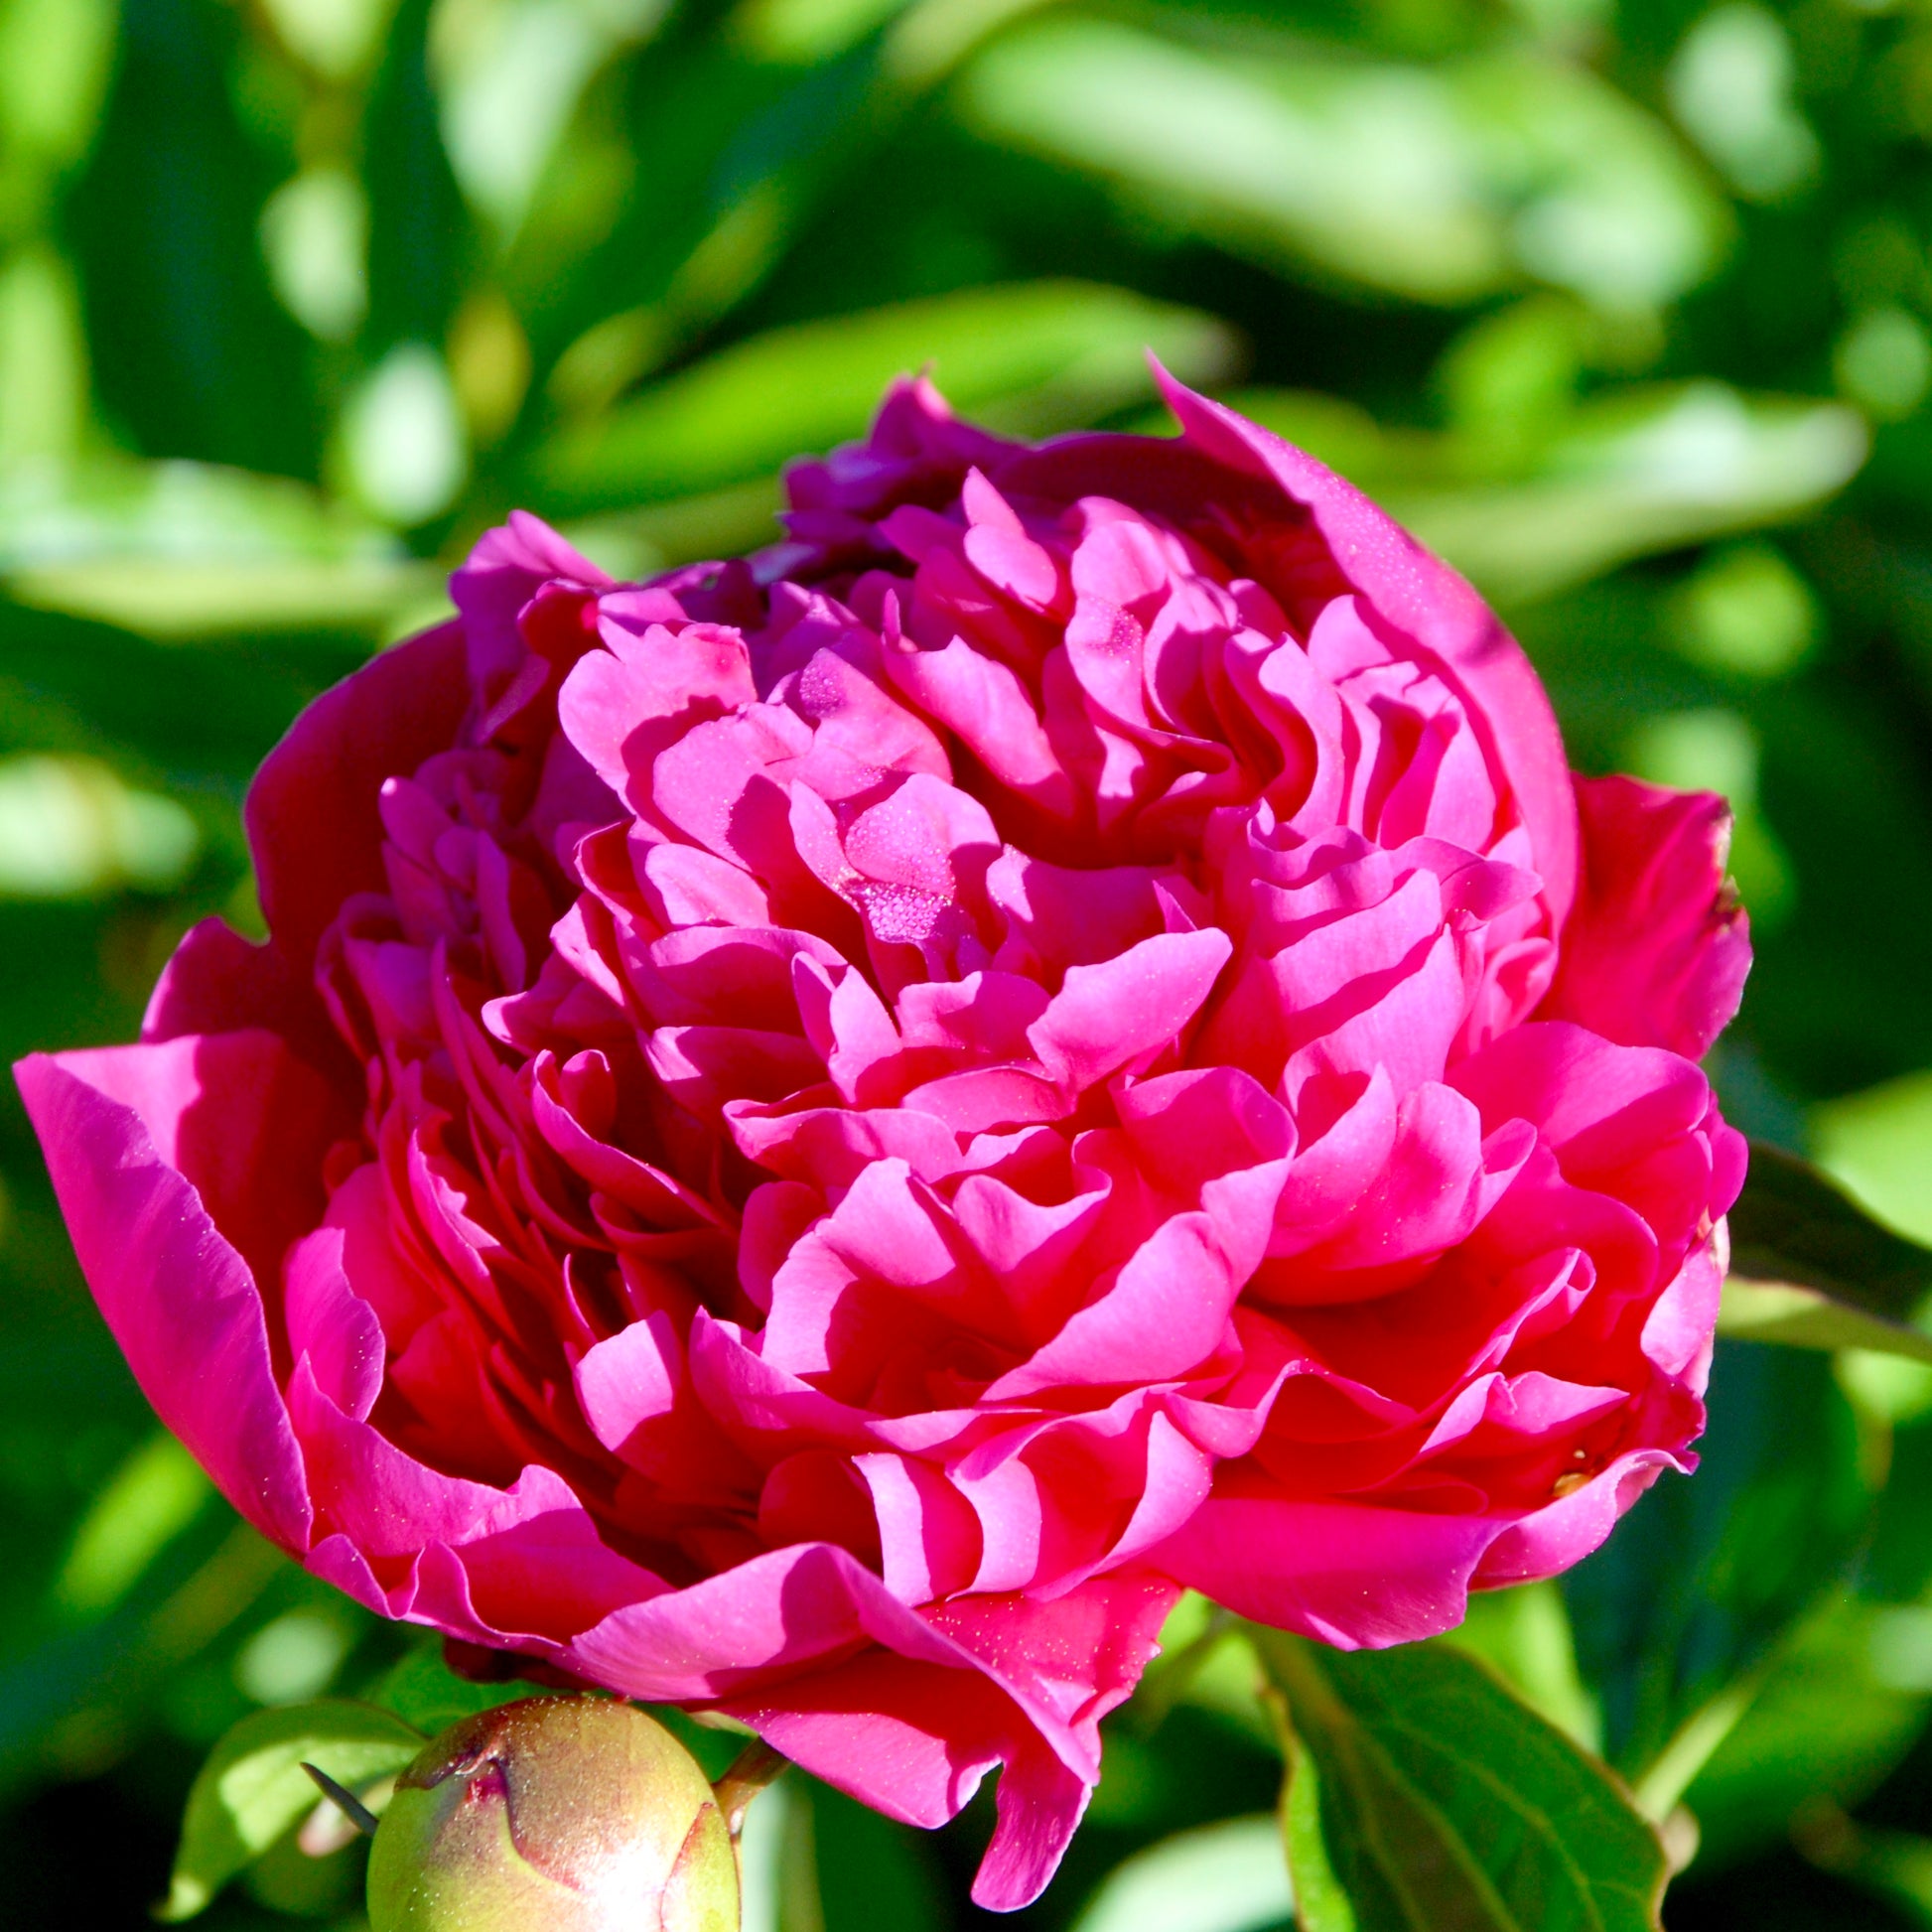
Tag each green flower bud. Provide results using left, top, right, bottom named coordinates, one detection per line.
left=367, top=1696, right=739, bottom=1932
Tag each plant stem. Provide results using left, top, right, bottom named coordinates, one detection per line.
left=714, top=1738, right=788, bottom=1841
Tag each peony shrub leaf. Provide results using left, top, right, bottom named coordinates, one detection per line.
left=1718, top=1281, right=1932, bottom=1367
left=373, top=1644, right=559, bottom=1738
left=1067, top=1815, right=1295, bottom=1932
left=1254, top=1629, right=1668, bottom=1932
left=1561, top=1343, right=1871, bottom=1776
left=1720, top=1141, right=1932, bottom=1365
left=533, top=280, right=1238, bottom=510
left=160, top=1698, right=426, bottom=1921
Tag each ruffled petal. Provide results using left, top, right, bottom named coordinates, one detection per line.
left=16, top=1048, right=314, bottom=1551
left=1539, top=773, right=1751, bottom=1059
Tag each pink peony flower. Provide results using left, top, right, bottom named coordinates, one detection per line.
left=16, top=372, right=1748, bottom=1908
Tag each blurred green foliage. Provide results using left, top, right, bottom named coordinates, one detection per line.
left=11, top=0, right=1932, bottom=1924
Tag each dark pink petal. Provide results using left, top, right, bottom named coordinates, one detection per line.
left=987, top=1207, right=1258, bottom=1398
left=16, top=1049, right=313, bottom=1551
left=1154, top=368, right=1581, bottom=924
left=1153, top=1494, right=1504, bottom=1647
left=1029, top=929, right=1232, bottom=1092
left=1540, top=774, right=1751, bottom=1059
left=1469, top=1445, right=1690, bottom=1588
left=573, top=1312, right=682, bottom=1453
left=247, top=622, right=471, bottom=975
left=142, top=916, right=349, bottom=1078
left=287, top=1359, right=663, bottom=1642
left=856, top=1451, right=986, bottom=1601
left=1449, top=1022, right=1712, bottom=1171
left=284, top=1228, right=384, bottom=1421
left=557, top=621, right=757, bottom=808
left=451, top=510, right=612, bottom=694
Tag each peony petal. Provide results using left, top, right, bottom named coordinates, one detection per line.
left=247, top=622, right=471, bottom=975
left=285, top=1228, right=384, bottom=1422
left=1153, top=368, right=1580, bottom=924
left=573, top=1313, right=683, bottom=1454
left=1153, top=1494, right=1502, bottom=1647
left=287, top=1359, right=663, bottom=1641
left=1540, top=773, right=1750, bottom=1059
left=15, top=1050, right=313, bottom=1551
left=451, top=510, right=612, bottom=693
left=1029, top=928, right=1232, bottom=1092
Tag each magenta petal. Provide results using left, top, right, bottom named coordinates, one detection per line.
left=1154, top=366, right=1581, bottom=924
left=40, top=1032, right=353, bottom=1302
left=451, top=510, right=611, bottom=692
left=284, top=1228, right=383, bottom=1422
left=15, top=1050, right=312, bottom=1551
left=720, top=1648, right=1008, bottom=1826
left=142, top=916, right=347, bottom=1077
left=1449, top=1022, right=1710, bottom=1166
left=1540, top=773, right=1751, bottom=1059
left=567, top=1541, right=965, bottom=1700
left=573, top=1313, right=682, bottom=1454
left=247, top=622, right=471, bottom=974
left=855, top=1452, right=984, bottom=1602
left=971, top=1746, right=1092, bottom=1912
left=1471, top=1446, right=1687, bottom=1587
left=987, top=1205, right=1256, bottom=1398
left=287, top=1360, right=663, bottom=1641
left=1153, top=1494, right=1501, bottom=1647
left=1029, top=929, right=1232, bottom=1091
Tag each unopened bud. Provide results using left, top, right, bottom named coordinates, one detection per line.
left=366, top=1696, right=739, bottom=1932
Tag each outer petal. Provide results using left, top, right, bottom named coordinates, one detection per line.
left=142, top=916, right=348, bottom=1079
left=1152, top=369, right=1580, bottom=923
left=1539, top=773, right=1751, bottom=1059
left=452, top=509, right=612, bottom=693
left=15, top=1049, right=313, bottom=1552
left=246, top=622, right=471, bottom=975
left=1151, top=1495, right=1504, bottom=1648
left=1469, top=1447, right=1686, bottom=1588
left=287, top=1361, right=666, bottom=1647
left=566, top=1545, right=1173, bottom=1909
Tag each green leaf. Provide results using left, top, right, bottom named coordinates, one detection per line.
left=1433, top=1582, right=1601, bottom=1754
left=362, top=0, right=474, bottom=351
left=0, top=459, right=431, bottom=638
left=1282, top=1721, right=1355, bottom=1932
left=1813, top=1070, right=1932, bottom=1250
left=531, top=279, right=1237, bottom=511
left=1718, top=1281, right=1932, bottom=1366
left=1718, top=1141, right=1932, bottom=1365
left=1253, top=1630, right=1668, bottom=1932
left=955, top=23, right=1726, bottom=311
left=372, top=1643, right=554, bottom=1737
left=66, top=0, right=317, bottom=478
left=7, top=558, right=441, bottom=638
left=1069, top=1816, right=1294, bottom=1932
left=1562, top=1342, right=1872, bottom=1775
left=160, top=1699, right=425, bottom=1921
left=0, top=0, right=119, bottom=177
left=51, top=1430, right=210, bottom=1614
left=736, top=1769, right=818, bottom=1932
left=957, top=19, right=1509, bottom=306
left=1682, top=1595, right=1932, bottom=1871
left=1395, top=386, right=1867, bottom=608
